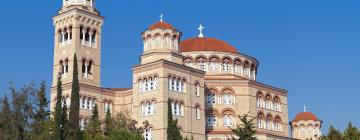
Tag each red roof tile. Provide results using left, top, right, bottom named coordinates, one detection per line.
left=292, top=112, right=318, bottom=122
left=180, top=37, right=238, bottom=53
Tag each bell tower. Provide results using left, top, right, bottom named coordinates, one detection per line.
left=51, top=0, right=104, bottom=93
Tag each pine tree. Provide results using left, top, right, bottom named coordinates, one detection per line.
left=32, top=81, right=50, bottom=135
left=104, top=108, right=113, bottom=136
left=231, top=114, right=257, bottom=140
left=344, top=122, right=360, bottom=140
left=0, top=96, right=12, bottom=139
left=68, top=54, right=82, bottom=140
left=167, top=99, right=182, bottom=140
left=85, top=103, right=102, bottom=139
left=53, top=76, right=66, bottom=140
left=323, top=125, right=343, bottom=140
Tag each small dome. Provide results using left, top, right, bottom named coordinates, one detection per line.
left=292, top=112, right=319, bottom=122
left=180, top=37, right=238, bottom=53
left=148, top=21, right=176, bottom=30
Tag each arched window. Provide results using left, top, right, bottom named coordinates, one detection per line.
left=265, top=94, right=273, bottom=110
left=222, top=93, right=232, bottom=105
left=266, top=115, right=273, bottom=130
left=153, top=76, right=158, bottom=90
left=273, top=96, right=281, bottom=112
left=82, top=96, right=86, bottom=109
left=80, top=118, right=85, bottom=130
left=171, top=77, right=176, bottom=91
left=196, top=58, right=206, bottom=71
left=146, top=101, right=151, bottom=115
left=151, top=101, right=156, bottom=115
left=209, top=57, right=219, bottom=71
left=144, top=78, right=148, bottom=91
left=149, top=77, right=154, bottom=91
left=86, top=97, right=91, bottom=109
left=207, top=93, right=216, bottom=105
left=207, top=114, right=217, bottom=126
left=222, top=59, right=230, bottom=71
left=64, top=59, right=69, bottom=74
left=223, top=115, right=233, bottom=126
left=144, top=127, right=152, bottom=140
left=243, top=62, right=250, bottom=77
left=176, top=78, right=181, bottom=92
left=59, top=60, right=64, bottom=75
left=257, top=112, right=265, bottom=128
left=256, top=93, right=264, bottom=107
left=195, top=83, right=200, bottom=96
left=141, top=103, right=146, bottom=116
left=195, top=106, right=200, bottom=119
left=274, top=117, right=282, bottom=132
left=174, top=101, right=178, bottom=115
left=82, top=59, right=86, bottom=76
left=87, top=60, right=93, bottom=76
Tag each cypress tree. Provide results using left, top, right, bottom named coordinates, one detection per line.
left=32, top=81, right=50, bottom=135
left=54, top=76, right=65, bottom=140
left=68, top=54, right=82, bottom=140
left=0, top=96, right=12, bottom=139
left=104, top=108, right=113, bottom=136
left=167, top=99, right=182, bottom=140
left=230, top=114, right=257, bottom=140
left=326, top=125, right=343, bottom=140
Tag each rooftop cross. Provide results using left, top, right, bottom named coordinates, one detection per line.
left=160, top=14, right=163, bottom=22
left=198, top=24, right=205, bottom=37
left=304, top=105, right=307, bottom=112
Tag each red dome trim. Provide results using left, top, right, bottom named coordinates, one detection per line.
left=180, top=37, right=238, bottom=53
left=149, top=21, right=175, bottom=30
left=292, top=112, right=318, bottom=122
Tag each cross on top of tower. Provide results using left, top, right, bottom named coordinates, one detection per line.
left=198, top=24, right=205, bottom=37
left=160, top=14, right=164, bottom=22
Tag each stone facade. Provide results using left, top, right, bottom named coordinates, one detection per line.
left=49, top=1, right=302, bottom=140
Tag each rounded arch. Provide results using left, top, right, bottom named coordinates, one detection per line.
left=221, top=108, right=236, bottom=116
left=195, top=55, right=207, bottom=62
left=206, top=108, right=220, bottom=116
left=208, top=55, right=221, bottom=62
left=206, top=87, right=220, bottom=95
left=183, top=56, right=194, bottom=63
left=220, top=87, right=235, bottom=95
left=221, top=56, right=233, bottom=63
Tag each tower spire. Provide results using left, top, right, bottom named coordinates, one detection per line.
left=198, top=24, right=205, bottom=37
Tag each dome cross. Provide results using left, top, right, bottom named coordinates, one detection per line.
left=304, top=105, right=307, bottom=112
left=198, top=24, right=205, bottom=37
left=160, top=14, right=164, bottom=22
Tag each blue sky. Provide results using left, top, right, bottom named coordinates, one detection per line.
left=0, top=0, right=359, bottom=133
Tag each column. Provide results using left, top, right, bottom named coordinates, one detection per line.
left=67, top=29, right=71, bottom=45
left=82, top=28, right=86, bottom=45
left=90, top=0, right=93, bottom=6
left=84, top=63, right=88, bottom=78
left=61, top=31, right=65, bottom=46
left=89, top=30, right=93, bottom=47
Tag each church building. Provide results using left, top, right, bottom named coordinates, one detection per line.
left=50, top=1, right=321, bottom=140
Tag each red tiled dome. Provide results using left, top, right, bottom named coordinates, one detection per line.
left=292, top=112, right=318, bottom=122
left=180, top=37, right=238, bottom=53
left=148, top=21, right=175, bottom=30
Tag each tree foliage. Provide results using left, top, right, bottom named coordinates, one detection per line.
left=167, top=99, right=182, bottom=140
left=321, top=123, right=360, bottom=140
left=230, top=114, right=257, bottom=140
left=68, top=54, right=82, bottom=140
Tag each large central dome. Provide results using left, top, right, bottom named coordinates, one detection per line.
left=180, top=37, right=238, bottom=53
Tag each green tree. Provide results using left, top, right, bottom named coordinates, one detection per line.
left=344, top=122, right=360, bottom=140
left=167, top=99, right=182, bottom=140
left=53, top=76, right=67, bottom=140
left=105, top=111, right=144, bottom=140
left=84, top=104, right=103, bottom=140
left=104, top=108, right=113, bottom=136
left=31, top=81, right=50, bottom=136
left=230, top=114, right=257, bottom=140
left=321, top=125, right=343, bottom=140
left=0, top=95, right=12, bottom=139
left=68, top=54, right=82, bottom=140
left=10, top=83, right=35, bottom=140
